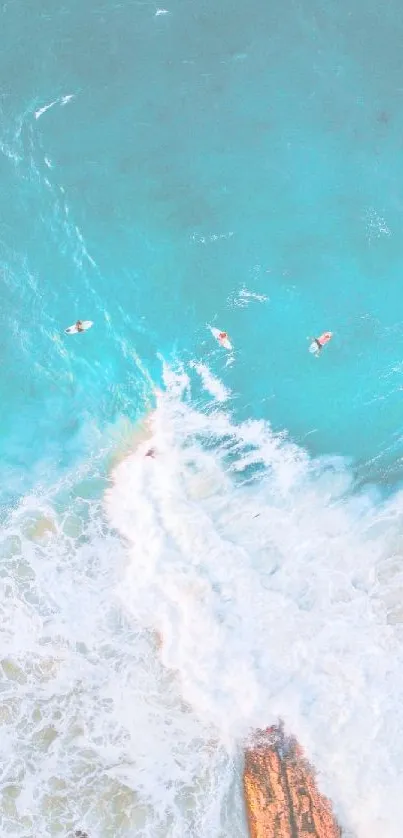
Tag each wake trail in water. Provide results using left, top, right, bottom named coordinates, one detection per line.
left=34, top=94, right=75, bottom=121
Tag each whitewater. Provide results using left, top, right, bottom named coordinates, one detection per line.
left=1, top=361, right=403, bottom=837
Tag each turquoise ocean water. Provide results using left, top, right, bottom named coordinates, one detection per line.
left=3, top=0, right=403, bottom=493
left=3, top=0, right=403, bottom=836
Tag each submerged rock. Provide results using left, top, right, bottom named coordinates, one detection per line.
left=243, top=725, right=341, bottom=837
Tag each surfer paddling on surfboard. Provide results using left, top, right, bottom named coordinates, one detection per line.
left=210, top=326, right=233, bottom=350
left=309, top=331, right=332, bottom=355
left=65, top=320, right=93, bottom=335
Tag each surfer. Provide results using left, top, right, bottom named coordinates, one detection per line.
left=218, top=331, right=230, bottom=348
left=310, top=331, right=333, bottom=353
left=209, top=326, right=233, bottom=351
left=65, top=319, right=93, bottom=335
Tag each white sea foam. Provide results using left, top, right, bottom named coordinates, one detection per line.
left=3, top=367, right=403, bottom=836
left=238, top=287, right=268, bottom=305
left=35, top=94, right=75, bottom=120
left=191, top=231, right=234, bottom=244
left=0, top=460, right=244, bottom=837
left=35, top=99, right=59, bottom=120
left=228, top=286, right=269, bottom=308
left=191, top=361, right=230, bottom=402
left=105, top=366, right=403, bottom=838
left=366, top=207, right=391, bottom=241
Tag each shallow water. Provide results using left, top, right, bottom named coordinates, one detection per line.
left=2, top=0, right=403, bottom=835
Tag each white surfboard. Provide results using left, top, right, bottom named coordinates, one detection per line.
left=65, top=320, right=93, bottom=335
left=210, top=326, right=232, bottom=351
left=308, top=340, right=320, bottom=354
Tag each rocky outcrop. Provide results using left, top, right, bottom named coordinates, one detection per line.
left=243, top=725, right=341, bottom=838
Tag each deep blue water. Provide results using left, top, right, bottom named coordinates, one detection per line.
left=2, top=0, right=403, bottom=498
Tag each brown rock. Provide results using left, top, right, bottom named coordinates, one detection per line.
left=243, top=725, right=342, bottom=838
